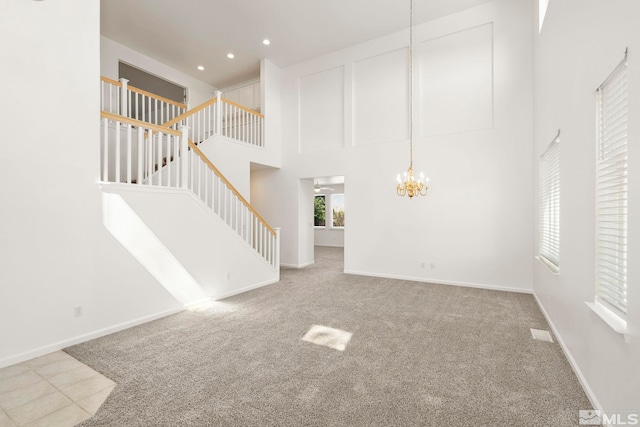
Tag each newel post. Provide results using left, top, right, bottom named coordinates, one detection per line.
left=215, top=90, right=223, bottom=136
left=179, top=126, right=189, bottom=189
left=274, top=227, right=281, bottom=276
left=119, top=78, right=129, bottom=118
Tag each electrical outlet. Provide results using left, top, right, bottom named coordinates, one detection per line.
left=73, top=306, right=82, bottom=317
left=225, top=273, right=231, bottom=280
left=420, top=262, right=425, bottom=268
left=430, top=263, right=435, bottom=269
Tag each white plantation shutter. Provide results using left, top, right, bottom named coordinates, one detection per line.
left=595, top=54, right=628, bottom=318
left=539, top=137, right=560, bottom=269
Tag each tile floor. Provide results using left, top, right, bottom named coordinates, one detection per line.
left=0, top=351, right=115, bottom=427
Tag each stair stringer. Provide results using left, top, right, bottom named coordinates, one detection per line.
left=100, top=183, right=279, bottom=303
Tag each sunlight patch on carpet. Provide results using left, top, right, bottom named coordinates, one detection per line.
left=302, top=325, right=352, bottom=351
left=530, top=328, right=554, bottom=342
left=186, top=299, right=236, bottom=315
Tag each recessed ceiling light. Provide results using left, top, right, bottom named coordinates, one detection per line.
left=227, top=53, right=235, bottom=59
left=262, top=39, right=271, bottom=45
left=197, top=65, right=204, bottom=71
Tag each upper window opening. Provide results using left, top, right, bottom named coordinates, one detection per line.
left=539, top=0, right=550, bottom=33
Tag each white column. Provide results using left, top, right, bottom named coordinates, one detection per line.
left=274, top=227, right=281, bottom=276
left=119, top=78, right=129, bottom=118
left=137, top=128, right=144, bottom=184
left=179, top=126, right=189, bottom=189
left=215, top=90, right=222, bottom=135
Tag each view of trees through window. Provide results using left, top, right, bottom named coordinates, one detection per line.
left=314, top=195, right=325, bottom=226
left=314, top=193, right=345, bottom=227
left=332, top=194, right=345, bottom=227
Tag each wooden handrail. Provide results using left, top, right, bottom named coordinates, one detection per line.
left=220, top=97, right=264, bottom=118
left=127, top=84, right=187, bottom=109
left=161, top=97, right=219, bottom=128
left=188, top=141, right=276, bottom=236
left=100, top=76, right=122, bottom=87
left=100, top=111, right=182, bottom=136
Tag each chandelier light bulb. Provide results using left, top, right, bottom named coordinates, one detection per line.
left=397, top=166, right=429, bottom=199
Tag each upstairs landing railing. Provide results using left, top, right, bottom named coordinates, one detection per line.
left=101, top=77, right=187, bottom=127
left=100, top=77, right=264, bottom=148
left=162, top=91, right=264, bottom=147
left=100, top=111, right=278, bottom=269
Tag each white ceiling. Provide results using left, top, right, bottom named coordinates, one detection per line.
left=101, top=0, right=494, bottom=89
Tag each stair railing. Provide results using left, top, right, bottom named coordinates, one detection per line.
left=186, top=141, right=279, bottom=267
left=100, top=111, right=188, bottom=187
left=100, top=111, right=278, bottom=269
left=163, top=91, right=264, bottom=147
left=100, top=76, right=187, bottom=127
left=163, top=97, right=219, bottom=144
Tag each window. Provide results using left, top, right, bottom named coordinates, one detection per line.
left=314, top=195, right=326, bottom=226
left=314, top=192, right=345, bottom=228
left=595, top=53, right=628, bottom=320
left=332, top=194, right=345, bottom=227
left=539, top=135, right=560, bottom=271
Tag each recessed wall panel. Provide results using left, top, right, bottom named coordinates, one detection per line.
left=354, top=48, right=409, bottom=146
left=419, top=23, right=493, bottom=137
left=299, top=66, right=344, bottom=153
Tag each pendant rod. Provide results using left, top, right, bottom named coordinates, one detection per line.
left=409, top=0, right=413, bottom=170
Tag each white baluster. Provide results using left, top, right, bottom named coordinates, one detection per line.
left=128, top=90, right=132, bottom=120
left=135, top=93, right=139, bottom=121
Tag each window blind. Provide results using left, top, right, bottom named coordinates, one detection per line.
left=539, top=136, right=560, bottom=269
left=595, top=54, right=628, bottom=318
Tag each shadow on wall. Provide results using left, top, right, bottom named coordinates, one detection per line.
left=102, top=192, right=209, bottom=305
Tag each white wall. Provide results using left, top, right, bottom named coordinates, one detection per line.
left=252, top=0, right=534, bottom=292
left=0, top=0, right=182, bottom=367
left=221, top=79, right=261, bottom=112
left=103, top=185, right=278, bottom=300
left=533, top=0, right=640, bottom=412
left=101, top=36, right=215, bottom=109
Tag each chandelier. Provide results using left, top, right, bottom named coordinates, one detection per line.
left=396, top=0, right=429, bottom=199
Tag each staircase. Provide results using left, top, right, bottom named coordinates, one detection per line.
left=99, top=77, right=279, bottom=304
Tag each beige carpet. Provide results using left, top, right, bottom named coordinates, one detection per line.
left=66, top=246, right=592, bottom=426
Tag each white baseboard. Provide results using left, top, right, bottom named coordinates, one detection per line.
left=0, top=307, right=183, bottom=369
left=280, top=261, right=315, bottom=269
left=343, top=269, right=533, bottom=294
left=213, top=277, right=279, bottom=300
left=533, top=294, right=603, bottom=413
